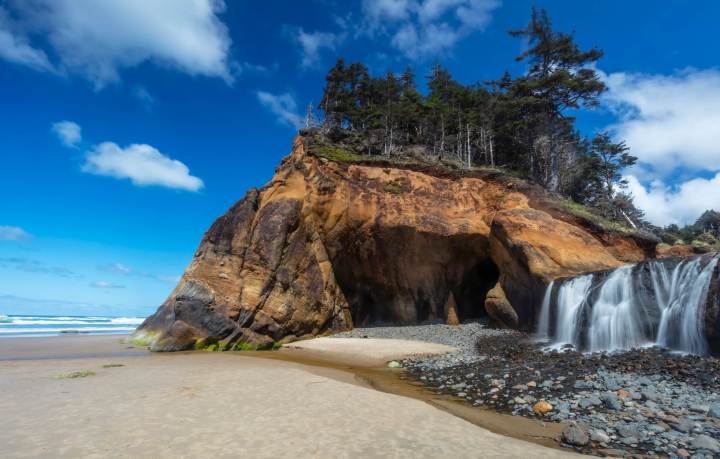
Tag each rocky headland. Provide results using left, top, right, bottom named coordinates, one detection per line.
left=136, top=133, right=656, bottom=351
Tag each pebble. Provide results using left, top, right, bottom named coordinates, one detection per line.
left=590, top=429, right=610, bottom=443
left=533, top=400, right=553, bottom=415
left=707, top=403, right=720, bottom=419
left=691, top=434, right=720, bottom=453
left=562, top=423, right=589, bottom=446
left=601, top=393, right=622, bottom=411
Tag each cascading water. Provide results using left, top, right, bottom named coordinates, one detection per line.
left=537, top=253, right=719, bottom=355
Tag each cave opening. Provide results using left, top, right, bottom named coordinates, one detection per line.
left=333, top=248, right=500, bottom=327
left=452, top=258, right=499, bottom=322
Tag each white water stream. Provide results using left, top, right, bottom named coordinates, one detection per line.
left=537, top=255, right=719, bottom=355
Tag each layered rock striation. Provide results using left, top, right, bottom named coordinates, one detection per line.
left=137, top=136, right=655, bottom=351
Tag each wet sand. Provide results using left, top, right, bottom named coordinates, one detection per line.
left=0, top=335, right=580, bottom=458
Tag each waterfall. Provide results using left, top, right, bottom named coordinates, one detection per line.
left=537, top=254, right=719, bottom=355
left=536, top=280, right=553, bottom=339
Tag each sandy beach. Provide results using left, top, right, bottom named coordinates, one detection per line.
left=0, top=334, right=580, bottom=459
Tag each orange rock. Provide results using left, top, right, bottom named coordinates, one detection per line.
left=533, top=400, right=553, bottom=415
left=444, top=292, right=460, bottom=326
left=485, top=282, right=517, bottom=328
left=657, top=244, right=695, bottom=258
left=617, top=389, right=630, bottom=399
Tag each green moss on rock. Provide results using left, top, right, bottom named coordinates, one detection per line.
left=56, top=370, right=95, bottom=379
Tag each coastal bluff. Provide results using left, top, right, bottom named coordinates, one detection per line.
left=136, top=135, right=656, bottom=351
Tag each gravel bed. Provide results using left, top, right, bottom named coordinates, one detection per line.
left=331, top=320, right=518, bottom=369
left=333, top=322, right=720, bottom=458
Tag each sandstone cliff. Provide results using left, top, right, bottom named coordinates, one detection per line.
left=136, top=136, right=656, bottom=351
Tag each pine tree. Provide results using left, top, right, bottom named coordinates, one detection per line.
left=588, top=132, right=636, bottom=207
left=509, top=7, right=605, bottom=191
left=311, top=7, right=646, bottom=229
left=320, top=58, right=347, bottom=130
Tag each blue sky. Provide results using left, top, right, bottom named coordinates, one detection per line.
left=1, top=0, right=719, bottom=316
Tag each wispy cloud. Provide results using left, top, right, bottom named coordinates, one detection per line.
left=0, top=6, right=56, bottom=73
left=0, top=257, right=77, bottom=278
left=98, top=262, right=179, bottom=284
left=256, top=91, right=304, bottom=129
left=132, top=86, right=156, bottom=111
left=0, top=226, right=31, bottom=241
left=90, top=280, right=125, bottom=289
left=296, top=28, right=343, bottom=69
left=360, top=0, right=501, bottom=60
left=99, top=263, right=132, bottom=274
left=51, top=120, right=82, bottom=148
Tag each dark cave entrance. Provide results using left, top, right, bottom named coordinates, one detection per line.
left=452, top=258, right=499, bottom=322
left=333, top=247, right=500, bottom=327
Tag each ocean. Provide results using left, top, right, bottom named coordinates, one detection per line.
left=0, top=315, right=145, bottom=337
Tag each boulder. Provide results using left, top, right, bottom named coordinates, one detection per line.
left=484, top=283, right=517, bottom=328
left=561, top=423, right=589, bottom=447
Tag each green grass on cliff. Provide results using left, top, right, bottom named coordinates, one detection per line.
left=547, top=198, right=656, bottom=240
left=312, top=145, right=369, bottom=163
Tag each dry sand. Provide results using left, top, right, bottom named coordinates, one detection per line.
left=0, top=335, right=580, bottom=458
left=283, top=336, right=457, bottom=366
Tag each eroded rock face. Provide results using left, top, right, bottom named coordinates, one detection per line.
left=705, top=260, right=720, bottom=354
left=136, top=136, right=654, bottom=351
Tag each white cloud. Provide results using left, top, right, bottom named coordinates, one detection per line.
left=257, top=91, right=304, bottom=129
left=1, top=0, right=233, bottom=88
left=296, top=29, right=342, bottom=69
left=90, top=280, right=125, bottom=289
left=51, top=120, right=82, bottom=148
left=0, top=7, right=55, bottom=72
left=52, top=121, right=203, bottom=191
left=362, top=0, right=412, bottom=25
left=0, top=226, right=31, bottom=241
left=100, top=263, right=132, bottom=274
left=625, top=174, right=720, bottom=227
left=82, top=142, right=204, bottom=192
left=361, top=0, right=500, bottom=60
left=603, top=68, right=720, bottom=176
left=600, top=68, right=720, bottom=226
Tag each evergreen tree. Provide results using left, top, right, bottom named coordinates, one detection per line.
left=587, top=132, right=636, bottom=208
left=320, top=58, right=347, bottom=130
left=508, top=7, right=605, bottom=191
left=313, top=8, right=646, bottom=229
